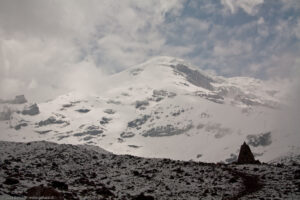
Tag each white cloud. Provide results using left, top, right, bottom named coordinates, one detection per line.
left=185, top=18, right=210, bottom=32
left=213, top=40, right=252, bottom=57
left=221, top=0, right=264, bottom=15
left=280, top=0, right=300, bottom=11
left=265, top=54, right=300, bottom=79
left=293, top=19, right=300, bottom=39
left=257, top=18, right=269, bottom=38
left=0, top=0, right=299, bottom=102
left=0, top=0, right=185, bottom=101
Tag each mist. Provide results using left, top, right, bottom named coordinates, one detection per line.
left=1, top=0, right=300, bottom=102
left=275, top=79, right=300, bottom=135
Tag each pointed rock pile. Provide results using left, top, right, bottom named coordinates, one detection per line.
left=237, top=142, right=260, bottom=164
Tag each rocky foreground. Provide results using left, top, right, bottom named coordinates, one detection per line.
left=0, top=141, right=299, bottom=199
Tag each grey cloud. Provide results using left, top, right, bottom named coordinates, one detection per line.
left=272, top=79, right=300, bottom=136
left=0, top=0, right=70, bottom=39
left=0, top=0, right=299, bottom=102
left=0, top=0, right=184, bottom=101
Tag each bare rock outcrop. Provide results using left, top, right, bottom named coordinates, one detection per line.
left=237, top=142, right=260, bottom=164
left=0, top=95, right=27, bottom=104
left=22, top=103, right=40, bottom=116
left=26, top=185, right=63, bottom=200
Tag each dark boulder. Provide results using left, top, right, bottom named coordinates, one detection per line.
left=13, top=95, right=27, bottom=104
left=22, top=103, right=40, bottom=116
left=37, top=117, right=66, bottom=126
left=95, top=186, right=115, bottom=197
left=14, top=122, right=28, bottom=130
left=3, top=177, right=19, bottom=185
left=132, top=193, right=155, bottom=200
left=75, top=109, right=90, bottom=113
left=0, top=107, right=13, bottom=121
left=0, top=95, right=27, bottom=104
left=26, top=185, right=63, bottom=200
left=74, top=177, right=95, bottom=186
left=50, top=180, right=68, bottom=190
left=237, top=142, right=260, bottom=164
left=295, top=170, right=300, bottom=179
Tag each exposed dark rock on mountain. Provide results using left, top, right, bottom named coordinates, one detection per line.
left=235, top=95, right=278, bottom=109
left=0, top=107, right=13, bottom=121
left=152, top=90, right=176, bottom=102
left=104, top=109, right=115, bottom=114
left=12, top=95, right=28, bottom=104
left=37, top=117, right=67, bottom=127
left=0, top=95, right=27, bottom=104
left=14, top=122, right=28, bottom=130
left=171, top=64, right=214, bottom=90
left=107, top=99, right=121, bottom=105
left=100, top=117, right=112, bottom=125
left=62, top=103, right=74, bottom=108
left=130, top=68, right=143, bottom=76
left=128, top=115, right=151, bottom=129
left=135, top=100, right=149, bottom=109
left=73, top=126, right=103, bottom=137
left=75, top=109, right=90, bottom=113
left=193, top=91, right=224, bottom=104
left=142, top=124, right=193, bottom=137
left=35, top=130, right=52, bottom=135
left=22, top=103, right=40, bottom=116
left=237, top=142, right=260, bottom=164
left=128, top=144, right=141, bottom=148
left=120, top=132, right=135, bottom=138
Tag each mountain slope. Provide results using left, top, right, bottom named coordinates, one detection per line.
left=0, top=56, right=298, bottom=163
left=1, top=141, right=299, bottom=199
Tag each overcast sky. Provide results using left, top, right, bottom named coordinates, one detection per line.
left=0, top=0, right=299, bottom=101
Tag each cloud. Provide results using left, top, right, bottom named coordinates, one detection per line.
left=221, top=0, right=264, bottom=15
left=271, top=79, right=300, bottom=139
left=0, top=0, right=299, bottom=102
left=280, top=0, right=300, bottom=11
left=0, top=0, right=184, bottom=101
left=213, top=40, right=252, bottom=57
left=293, top=19, right=300, bottom=39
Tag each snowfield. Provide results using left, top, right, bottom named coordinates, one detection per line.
left=0, top=56, right=299, bottom=164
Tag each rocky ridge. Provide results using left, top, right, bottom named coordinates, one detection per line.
left=0, top=141, right=299, bottom=199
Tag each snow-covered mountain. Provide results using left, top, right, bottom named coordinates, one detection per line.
left=0, top=56, right=299, bottom=163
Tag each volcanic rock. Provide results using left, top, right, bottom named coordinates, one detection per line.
left=50, top=180, right=68, bottom=191
left=26, top=185, right=63, bottom=200
left=3, top=177, right=19, bottom=185
left=0, top=107, right=13, bottom=121
left=132, top=193, right=155, bottom=200
left=0, top=95, right=28, bottom=104
left=237, top=142, right=260, bottom=164
left=22, top=103, right=40, bottom=116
